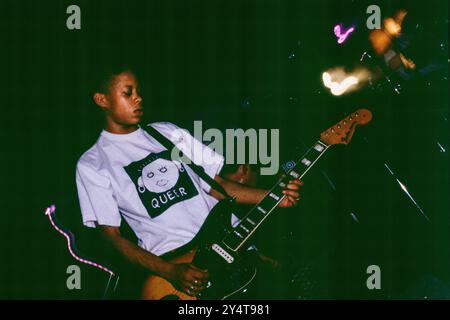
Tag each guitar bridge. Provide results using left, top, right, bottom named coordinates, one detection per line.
left=211, top=244, right=234, bottom=264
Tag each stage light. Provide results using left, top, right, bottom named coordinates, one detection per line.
left=322, top=72, right=359, bottom=96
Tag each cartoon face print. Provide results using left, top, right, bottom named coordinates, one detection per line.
left=137, top=158, right=180, bottom=193
left=124, top=151, right=199, bottom=218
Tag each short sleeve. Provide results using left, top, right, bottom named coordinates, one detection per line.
left=75, top=161, right=122, bottom=228
left=149, top=122, right=225, bottom=192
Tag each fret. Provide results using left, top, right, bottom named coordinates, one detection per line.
left=246, top=210, right=264, bottom=225
left=289, top=170, right=300, bottom=179
left=239, top=224, right=250, bottom=233
left=268, top=192, right=280, bottom=201
left=256, top=206, right=267, bottom=214
left=301, top=158, right=312, bottom=166
left=239, top=219, right=253, bottom=229
left=233, top=230, right=244, bottom=239
left=246, top=217, right=256, bottom=225
left=314, top=143, right=325, bottom=152
left=270, top=185, right=285, bottom=202
left=269, top=184, right=287, bottom=202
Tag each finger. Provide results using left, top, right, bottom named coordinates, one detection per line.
left=285, top=184, right=298, bottom=191
left=289, top=180, right=303, bottom=186
left=285, top=198, right=298, bottom=207
left=190, top=273, right=210, bottom=284
left=195, top=277, right=209, bottom=286
left=190, top=283, right=207, bottom=292
left=190, top=268, right=209, bottom=278
left=279, top=198, right=293, bottom=208
left=185, top=285, right=204, bottom=297
left=185, top=288, right=196, bottom=297
left=287, top=180, right=303, bottom=189
left=192, top=278, right=208, bottom=287
left=286, top=195, right=300, bottom=206
left=183, top=283, right=198, bottom=296
left=188, top=278, right=207, bottom=290
left=190, top=264, right=208, bottom=272
left=278, top=199, right=292, bottom=208
left=283, top=190, right=300, bottom=198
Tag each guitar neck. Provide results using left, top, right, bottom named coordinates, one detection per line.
left=221, top=140, right=330, bottom=252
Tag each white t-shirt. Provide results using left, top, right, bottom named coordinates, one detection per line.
left=75, top=122, right=224, bottom=256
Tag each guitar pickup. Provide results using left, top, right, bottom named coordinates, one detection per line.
left=212, top=244, right=234, bottom=264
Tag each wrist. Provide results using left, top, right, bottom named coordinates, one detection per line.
left=159, top=261, right=176, bottom=280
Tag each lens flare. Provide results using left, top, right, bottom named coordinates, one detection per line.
left=322, top=72, right=358, bottom=96
left=321, top=67, right=371, bottom=96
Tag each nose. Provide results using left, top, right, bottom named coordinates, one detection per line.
left=134, top=94, right=143, bottom=106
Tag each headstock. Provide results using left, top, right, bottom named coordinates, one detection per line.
left=320, top=109, right=372, bottom=146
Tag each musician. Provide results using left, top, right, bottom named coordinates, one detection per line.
left=75, top=67, right=302, bottom=298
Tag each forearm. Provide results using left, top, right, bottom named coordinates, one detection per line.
left=213, top=175, right=267, bottom=205
left=100, top=228, right=174, bottom=279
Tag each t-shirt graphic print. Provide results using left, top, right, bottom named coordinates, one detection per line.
left=124, top=150, right=199, bottom=218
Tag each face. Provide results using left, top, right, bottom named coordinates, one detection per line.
left=138, top=159, right=180, bottom=193
left=97, top=71, right=144, bottom=131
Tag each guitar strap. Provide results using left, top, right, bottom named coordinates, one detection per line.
left=142, top=124, right=231, bottom=200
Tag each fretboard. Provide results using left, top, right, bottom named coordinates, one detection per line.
left=221, top=140, right=330, bottom=252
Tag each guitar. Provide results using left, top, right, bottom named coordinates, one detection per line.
left=141, top=109, right=373, bottom=300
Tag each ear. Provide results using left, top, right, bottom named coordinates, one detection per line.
left=137, top=177, right=147, bottom=193
left=93, top=92, right=109, bottom=108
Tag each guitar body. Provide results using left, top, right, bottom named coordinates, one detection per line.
left=141, top=198, right=258, bottom=300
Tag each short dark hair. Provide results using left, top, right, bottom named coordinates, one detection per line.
left=88, top=59, right=138, bottom=97
left=91, top=66, right=135, bottom=95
